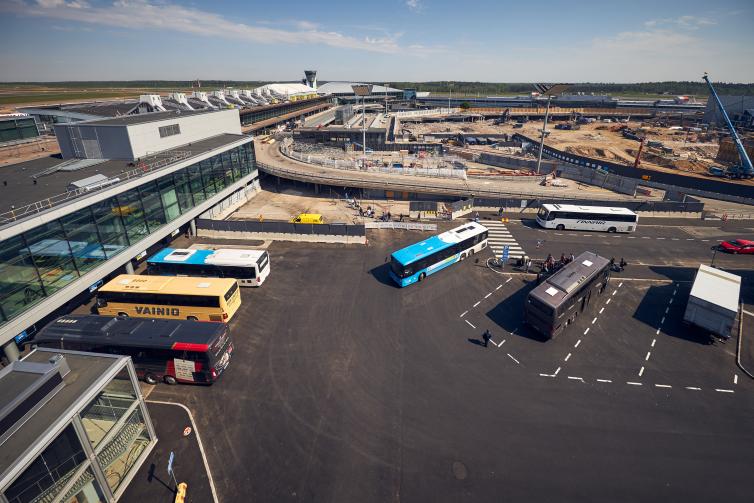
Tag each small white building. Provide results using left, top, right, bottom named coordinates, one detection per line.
left=53, top=109, right=241, bottom=160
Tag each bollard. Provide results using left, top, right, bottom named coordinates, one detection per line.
left=174, top=482, right=188, bottom=503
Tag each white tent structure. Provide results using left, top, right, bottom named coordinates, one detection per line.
left=253, top=83, right=318, bottom=102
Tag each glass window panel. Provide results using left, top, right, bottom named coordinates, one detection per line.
left=60, top=467, right=107, bottom=503
left=61, top=209, right=107, bottom=273
left=23, top=220, right=80, bottom=295
left=90, top=198, right=129, bottom=259
left=172, top=171, right=194, bottom=212
left=114, top=189, right=149, bottom=244
left=158, top=177, right=180, bottom=222
left=213, top=155, right=228, bottom=191
left=223, top=150, right=238, bottom=182
left=80, top=367, right=137, bottom=450
left=4, top=425, right=87, bottom=503
left=138, top=181, right=167, bottom=232
left=0, top=235, right=45, bottom=322
left=228, top=148, right=241, bottom=179
left=200, top=159, right=217, bottom=196
left=96, top=408, right=151, bottom=495
left=187, top=164, right=206, bottom=204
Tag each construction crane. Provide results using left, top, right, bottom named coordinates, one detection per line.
left=702, top=73, right=753, bottom=179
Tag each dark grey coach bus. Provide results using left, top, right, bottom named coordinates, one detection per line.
left=525, top=252, right=611, bottom=339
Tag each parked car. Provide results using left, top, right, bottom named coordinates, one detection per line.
left=719, top=239, right=754, bottom=254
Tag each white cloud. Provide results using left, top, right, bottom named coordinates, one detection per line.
left=406, top=0, right=422, bottom=12
left=644, top=14, right=717, bottom=30
left=6, top=0, right=439, bottom=54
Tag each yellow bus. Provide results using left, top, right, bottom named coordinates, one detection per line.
left=96, top=275, right=241, bottom=322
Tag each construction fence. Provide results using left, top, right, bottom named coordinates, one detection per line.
left=196, top=218, right=365, bottom=236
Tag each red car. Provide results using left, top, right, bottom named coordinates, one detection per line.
left=719, top=239, right=754, bottom=254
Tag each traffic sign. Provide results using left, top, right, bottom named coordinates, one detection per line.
left=501, top=245, right=510, bottom=262
left=167, top=451, right=175, bottom=477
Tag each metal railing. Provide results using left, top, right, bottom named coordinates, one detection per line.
left=364, top=221, right=437, bottom=231
left=0, top=150, right=194, bottom=226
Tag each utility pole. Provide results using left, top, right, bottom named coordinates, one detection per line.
left=533, top=83, right=571, bottom=175
left=536, top=95, right=552, bottom=176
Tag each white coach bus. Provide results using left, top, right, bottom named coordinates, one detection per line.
left=536, top=204, right=638, bottom=233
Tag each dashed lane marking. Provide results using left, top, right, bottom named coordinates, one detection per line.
left=554, top=367, right=561, bottom=376
left=568, top=376, right=584, bottom=381
left=612, top=290, right=618, bottom=296
left=661, top=316, right=666, bottom=324
left=645, top=352, right=651, bottom=361
left=473, top=301, right=481, bottom=308
left=605, top=298, right=611, bottom=305
left=507, top=353, right=520, bottom=364
left=651, top=338, right=656, bottom=347
left=564, top=353, right=572, bottom=362
left=639, top=366, right=645, bottom=377
left=460, top=311, right=468, bottom=318
left=574, top=339, right=581, bottom=348
left=655, top=384, right=672, bottom=388
left=592, top=317, right=598, bottom=324
left=465, top=320, right=476, bottom=329
left=686, top=386, right=701, bottom=391
left=484, top=293, right=492, bottom=299
left=627, top=382, right=643, bottom=386
left=496, top=284, right=502, bottom=290
left=597, top=379, right=612, bottom=383
left=618, top=282, right=623, bottom=288
left=715, top=389, right=735, bottom=393
left=734, top=374, right=738, bottom=385
left=505, top=277, right=512, bottom=284
left=584, top=328, right=590, bottom=335
left=599, top=307, right=605, bottom=314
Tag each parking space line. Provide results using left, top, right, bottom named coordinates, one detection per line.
left=465, top=320, right=476, bottom=329
left=574, top=339, right=581, bottom=348
left=564, top=353, right=571, bottom=362
left=507, top=353, right=520, bottom=364
left=597, top=379, right=612, bottom=383
left=715, top=389, right=735, bottom=393
left=460, top=311, right=468, bottom=318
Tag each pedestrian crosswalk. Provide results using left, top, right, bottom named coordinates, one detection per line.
left=483, top=220, right=526, bottom=259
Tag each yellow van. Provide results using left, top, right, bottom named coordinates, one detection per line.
left=290, top=213, right=325, bottom=224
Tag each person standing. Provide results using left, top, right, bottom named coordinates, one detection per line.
left=482, top=329, right=492, bottom=348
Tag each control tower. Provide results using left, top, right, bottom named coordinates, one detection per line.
left=303, top=70, right=317, bottom=90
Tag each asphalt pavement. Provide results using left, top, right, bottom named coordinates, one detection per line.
left=143, top=218, right=754, bottom=502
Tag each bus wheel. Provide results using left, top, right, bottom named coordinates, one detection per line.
left=418, top=272, right=426, bottom=282
left=144, top=374, right=158, bottom=385
left=164, top=375, right=177, bottom=385
left=117, top=312, right=128, bottom=318
left=556, top=224, right=565, bottom=231
left=608, top=227, right=617, bottom=233
left=187, top=316, right=198, bottom=321
left=460, top=253, right=466, bottom=261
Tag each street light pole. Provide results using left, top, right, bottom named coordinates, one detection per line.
left=362, top=95, right=366, bottom=157
left=535, top=94, right=552, bottom=175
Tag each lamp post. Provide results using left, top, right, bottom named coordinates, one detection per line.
left=351, top=84, right=373, bottom=158
left=534, top=83, right=571, bottom=175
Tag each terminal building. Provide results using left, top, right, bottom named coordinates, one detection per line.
left=0, top=347, right=155, bottom=502
left=0, top=108, right=258, bottom=361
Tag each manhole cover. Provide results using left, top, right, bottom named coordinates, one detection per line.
left=452, top=461, right=468, bottom=480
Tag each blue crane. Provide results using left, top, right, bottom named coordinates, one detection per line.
left=702, top=73, right=753, bottom=179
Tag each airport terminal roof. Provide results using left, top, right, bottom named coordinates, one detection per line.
left=0, top=133, right=248, bottom=222
left=82, top=109, right=217, bottom=126
left=19, top=101, right=140, bottom=118
left=254, top=83, right=316, bottom=96
left=317, top=82, right=403, bottom=95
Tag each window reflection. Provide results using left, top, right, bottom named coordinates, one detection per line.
left=114, top=189, right=149, bottom=244
left=138, top=181, right=167, bottom=232
left=60, top=209, right=106, bottom=273
left=0, top=235, right=44, bottom=322
left=79, top=368, right=137, bottom=450
left=23, top=221, right=80, bottom=296
left=96, top=408, right=151, bottom=494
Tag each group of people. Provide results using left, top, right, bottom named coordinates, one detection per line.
left=610, top=257, right=628, bottom=272
left=355, top=204, right=404, bottom=222
left=543, top=252, right=576, bottom=273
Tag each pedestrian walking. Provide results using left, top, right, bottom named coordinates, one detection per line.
left=482, top=329, right=492, bottom=348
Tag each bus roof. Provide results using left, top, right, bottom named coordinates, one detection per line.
left=34, top=315, right=226, bottom=350
left=529, top=252, right=610, bottom=308
left=541, top=204, right=636, bottom=215
left=147, top=248, right=214, bottom=265
left=205, top=249, right=266, bottom=266
left=100, top=274, right=237, bottom=296
left=391, top=221, right=487, bottom=265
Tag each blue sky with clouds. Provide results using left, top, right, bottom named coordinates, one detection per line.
left=1, top=0, right=752, bottom=82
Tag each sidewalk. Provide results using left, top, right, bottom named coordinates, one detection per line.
left=738, top=308, right=754, bottom=379
left=121, top=401, right=215, bottom=503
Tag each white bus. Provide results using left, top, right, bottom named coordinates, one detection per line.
left=147, top=248, right=271, bottom=287
left=536, top=204, right=638, bottom=233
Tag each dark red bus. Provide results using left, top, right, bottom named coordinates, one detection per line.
left=32, top=315, right=233, bottom=385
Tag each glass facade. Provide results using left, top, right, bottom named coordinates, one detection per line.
left=0, top=117, right=39, bottom=144
left=2, top=360, right=154, bottom=503
left=0, top=141, right=256, bottom=327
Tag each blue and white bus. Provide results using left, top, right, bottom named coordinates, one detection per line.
left=147, top=248, right=270, bottom=287
left=389, top=222, right=489, bottom=287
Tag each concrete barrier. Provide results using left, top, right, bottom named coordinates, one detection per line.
left=197, top=229, right=367, bottom=244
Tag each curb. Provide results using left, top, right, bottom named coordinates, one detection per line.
left=736, top=303, right=754, bottom=379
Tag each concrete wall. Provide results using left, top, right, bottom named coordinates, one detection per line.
left=478, top=152, right=557, bottom=173
left=200, top=178, right=261, bottom=220
left=556, top=164, right=639, bottom=196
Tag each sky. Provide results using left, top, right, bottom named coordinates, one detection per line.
left=1, top=0, right=753, bottom=83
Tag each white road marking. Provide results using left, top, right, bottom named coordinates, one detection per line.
left=656, top=328, right=661, bottom=335
left=734, top=374, right=738, bottom=385
left=496, top=284, right=502, bottom=290
left=599, top=307, right=605, bottom=314
left=656, top=237, right=666, bottom=240
left=574, top=339, right=581, bottom=348
left=645, top=352, right=651, bottom=361
left=505, top=277, right=512, bottom=284
left=539, top=373, right=554, bottom=377
left=702, top=239, right=709, bottom=242
left=465, top=320, right=476, bottom=329
left=685, top=387, right=701, bottom=391
left=651, top=339, right=656, bottom=347
left=638, top=366, right=645, bottom=376
left=628, top=237, right=636, bottom=239
left=618, top=282, right=623, bottom=288
left=564, top=353, right=571, bottom=362
left=661, top=316, right=666, bottom=324
left=612, top=290, right=617, bottom=296
left=554, top=367, right=561, bottom=376
left=460, top=311, right=468, bottom=318
left=568, top=376, right=584, bottom=381
left=627, top=382, right=643, bottom=386
left=669, top=298, right=673, bottom=304
left=671, top=238, right=679, bottom=241
left=742, top=309, right=754, bottom=317
left=715, top=389, right=735, bottom=393
left=665, top=307, right=669, bottom=314
left=597, top=379, right=612, bottom=383
left=655, top=384, right=672, bottom=388
left=584, top=328, right=590, bottom=335
left=473, top=301, right=481, bottom=308
left=686, top=238, right=694, bottom=241
left=605, top=298, right=611, bottom=305
left=592, top=317, right=597, bottom=324
left=507, top=353, right=520, bottom=364
left=485, top=293, right=492, bottom=299
left=642, top=236, right=650, bottom=239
